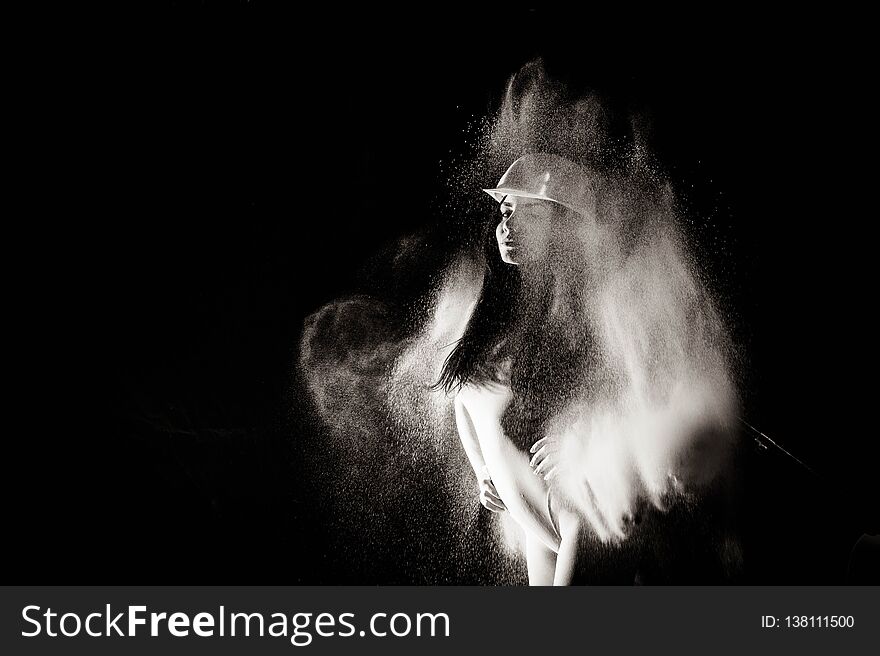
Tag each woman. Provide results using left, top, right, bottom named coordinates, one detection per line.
left=436, top=153, right=613, bottom=585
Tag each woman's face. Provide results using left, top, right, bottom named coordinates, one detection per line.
left=495, top=195, right=555, bottom=266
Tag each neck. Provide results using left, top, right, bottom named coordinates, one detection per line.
left=513, top=265, right=554, bottom=322
left=518, top=263, right=552, bottom=295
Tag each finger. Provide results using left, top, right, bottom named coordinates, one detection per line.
left=530, top=447, right=553, bottom=469
left=529, top=445, right=548, bottom=467
left=482, top=485, right=504, bottom=503
left=486, top=499, right=507, bottom=512
left=482, top=498, right=506, bottom=513
left=484, top=488, right=505, bottom=506
left=529, top=437, right=549, bottom=454
left=534, top=457, right=551, bottom=476
left=543, top=466, right=557, bottom=481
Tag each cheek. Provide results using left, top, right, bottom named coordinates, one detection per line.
left=531, top=219, right=553, bottom=250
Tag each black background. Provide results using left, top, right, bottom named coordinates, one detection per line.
left=13, top=7, right=877, bottom=583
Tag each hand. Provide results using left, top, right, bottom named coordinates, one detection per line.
left=529, top=436, right=559, bottom=481
left=478, top=466, right=507, bottom=513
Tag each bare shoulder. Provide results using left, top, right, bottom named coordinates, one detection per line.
left=454, top=383, right=476, bottom=411
left=455, top=380, right=514, bottom=417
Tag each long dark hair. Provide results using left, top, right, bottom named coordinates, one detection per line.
left=434, top=212, right=598, bottom=423
left=434, top=226, right=524, bottom=394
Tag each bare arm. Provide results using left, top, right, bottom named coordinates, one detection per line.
left=454, top=393, right=507, bottom=513
left=454, top=394, right=487, bottom=479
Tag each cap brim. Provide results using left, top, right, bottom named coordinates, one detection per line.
left=482, top=187, right=555, bottom=204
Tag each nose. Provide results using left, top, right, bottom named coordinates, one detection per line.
left=496, top=216, right=512, bottom=242
left=499, top=213, right=515, bottom=236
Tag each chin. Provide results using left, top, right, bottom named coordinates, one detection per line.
left=498, top=246, right=520, bottom=266
left=500, top=253, right=519, bottom=266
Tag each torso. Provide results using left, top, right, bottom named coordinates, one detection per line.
left=457, top=374, right=561, bottom=550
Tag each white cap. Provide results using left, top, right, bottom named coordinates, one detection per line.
left=483, top=153, right=595, bottom=218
